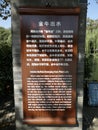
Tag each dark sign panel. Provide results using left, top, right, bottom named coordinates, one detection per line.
left=19, top=8, right=80, bottom=125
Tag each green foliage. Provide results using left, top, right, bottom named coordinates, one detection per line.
left=0, top=0, right=11, bottom=20
left=0, top=27, right=13, bottom=95
left=85, top=18, right=98, bottom=81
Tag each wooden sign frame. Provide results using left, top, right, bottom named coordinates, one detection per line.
left=19, top=7, right=80, bottom=126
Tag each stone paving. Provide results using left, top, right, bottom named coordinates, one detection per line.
left=83, top=105, right=98, bottom=130
left=83, top=86, right=98, bottom=130
left=88, top=117, right=98, bottom=130
left=0, top=95, right=15, bottom=130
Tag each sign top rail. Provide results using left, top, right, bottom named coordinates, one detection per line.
left=18, top=7, right=80, bottom=15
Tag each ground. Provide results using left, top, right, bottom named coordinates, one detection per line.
left=0, top=95, right=15, bottom=130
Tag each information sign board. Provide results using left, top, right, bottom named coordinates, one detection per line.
left=19, top=8, right=80, bottom=125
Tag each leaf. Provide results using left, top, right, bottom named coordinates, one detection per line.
left=0, top=0, right=11, bottom=20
